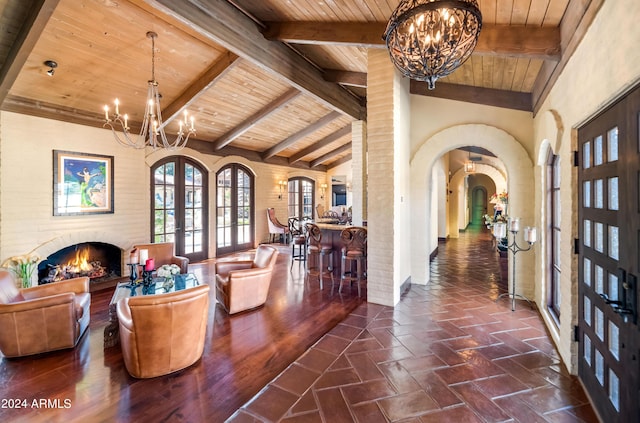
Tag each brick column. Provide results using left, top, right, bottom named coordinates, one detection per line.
left=351, top=121, right=366, bottom=225
left=366, top=50, right=411, bottom=306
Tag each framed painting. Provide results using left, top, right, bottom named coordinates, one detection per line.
left=53, top=150, right=114, bottom=215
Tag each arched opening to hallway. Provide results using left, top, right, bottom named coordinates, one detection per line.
left=411, top=125, right=535, bottom=305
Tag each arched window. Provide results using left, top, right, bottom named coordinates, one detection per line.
left=547, top=152, right=561, bottom=320
left=287, top=177, right=314, bottom=219
left=151, top=156, right=208, bottom=262
left=216, top=164, right=254, bottom=255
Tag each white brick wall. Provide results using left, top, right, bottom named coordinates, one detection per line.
left=0, top=112, right=326, bottom=285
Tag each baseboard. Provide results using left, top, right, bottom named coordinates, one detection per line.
left=437, top=237, right=447, bottom=242
left=430, top=246, right=438, bottom=262
left=400, top=277, right=411, bottom=297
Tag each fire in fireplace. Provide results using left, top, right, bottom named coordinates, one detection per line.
left=38, top=242, right=121, bottom=284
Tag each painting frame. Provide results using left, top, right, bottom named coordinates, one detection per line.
left=53, top=150, right=114, bottom=216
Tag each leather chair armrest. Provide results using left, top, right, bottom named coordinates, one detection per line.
left=21, top=277, right=89, bottom=300
left=0, top=292, right=75, bottom=313
left=228, top=266, right=272, bottom=281
left=215, top=260, right=253, bottom=276
left=116, top=298, right=133, bottom=331
left=171, top=256, right=190, bottom=274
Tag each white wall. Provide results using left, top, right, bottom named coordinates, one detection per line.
left=532, top=0, right=640, bottom=373
left=0, top=112, right=326, bottom=285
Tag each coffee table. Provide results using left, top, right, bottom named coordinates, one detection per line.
left=103, top=273, right=199, bottom=347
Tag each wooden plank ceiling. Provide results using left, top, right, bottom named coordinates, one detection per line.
left=0, top=0, right=600, bottom=169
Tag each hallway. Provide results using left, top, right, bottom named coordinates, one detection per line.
left=231, top=227, right=599, bottom=422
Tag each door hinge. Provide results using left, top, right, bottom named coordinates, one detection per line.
left=574, top=238, right=580, bottom=254
left=573, top=150, right=579, bottom=167
left=574, top=325, right=580, bottom=342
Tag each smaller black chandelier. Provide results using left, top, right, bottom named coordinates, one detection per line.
left=384, top=0, right=482, bottom=90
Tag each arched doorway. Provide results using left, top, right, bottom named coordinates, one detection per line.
left=287, top=177, right=314, bottom=219
left=151, top=156, right=208, bottom=263
left=216, top=163, right=255, bottom=255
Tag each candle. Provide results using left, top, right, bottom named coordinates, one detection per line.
left=145, top=258, right=154, bottom=272
left=124, top=114, right=128, bottom=129
left=129, top=248, right=139, bottom=265
left=190, top=116, right=195, bottom=130
left=138, top=249, right=148, bottom=265
left=509, top=217, right=520, bottom=232
left=103, top=105, right=109, bottom=120
left=524, top=227, right=537, bottom=243
left=493, top=222, right=507, bottom=239
left=114, top=98, right=119, bottom=115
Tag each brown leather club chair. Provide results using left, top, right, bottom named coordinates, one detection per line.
left=0, top=269, right=90, bottom=358
left=117, top=284, right=210, bottom=378
left=215, top=245, right=279, bottom=314
left=133, top=242, right=189, bottom=273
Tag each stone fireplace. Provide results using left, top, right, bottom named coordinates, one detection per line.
left=38, top=242, right=122, bottom=284
left=28, top=230, right=134, bottom=289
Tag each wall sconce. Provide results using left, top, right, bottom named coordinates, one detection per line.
left=278, top=180, right=287, bottom=199
left=320, top=183, right=327, bottom=199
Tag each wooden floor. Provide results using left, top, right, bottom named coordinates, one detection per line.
left=0, top=245, right=365, bottom=422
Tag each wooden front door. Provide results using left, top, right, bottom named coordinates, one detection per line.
left=578, top=85, right=640, bottom=422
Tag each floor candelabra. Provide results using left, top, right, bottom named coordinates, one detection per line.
left=494, top=218, right=537, bottom=311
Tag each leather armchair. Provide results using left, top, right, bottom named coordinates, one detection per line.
left=215, top=245, right=279, bottom=314
left=133, top=242, right=189, bottom=273
left=0, top=269, right=90, bottom=357
left=117, top=284, right=210, bottom=378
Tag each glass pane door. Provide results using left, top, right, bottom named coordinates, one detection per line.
left=578, top=87, right=640, bottom=423
left=216, top=164, right=254, bottom=255
left=152, top=157, right=208, bottom=262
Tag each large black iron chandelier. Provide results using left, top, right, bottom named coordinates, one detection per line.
left=384, top=0, right=482, bottom=90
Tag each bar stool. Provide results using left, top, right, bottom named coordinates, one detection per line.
left=304, top=222, right=334, bottom=289
left=339, top=227, right=367, bottom=296
left=289, top=217, right=307, bottom=270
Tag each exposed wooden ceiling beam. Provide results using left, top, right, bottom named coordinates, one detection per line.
left=1, top=95, right=327, bottom=171
left=262, top=111, right=342, bottom=160
left=2, top=95, right=105, bottom=128
left=263, top=21, right=386, bottom=48
left=160, top=50, right=239, bottom=130
left=213, top=88, right=301, bottom=150
left=310, top=142, right=352, bottom=167
left=143, top=0, right=365, bottom=120
left=263, top=22, right=561, bottom=60
left=532, top=0, right=604, bottom=114
left=188, top=140, right=328, bottom=172
left=289, top=125, right=351, bottom=164
left=327, top=153, right=352, bottom=170
left=410, top=81, right=533, bottom=112
left=0, top=0, right=60, bottom=105
left=323, top=70, right=367, bottom=88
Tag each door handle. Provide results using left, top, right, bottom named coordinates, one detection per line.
left=610, top=268, right=638, bottom=324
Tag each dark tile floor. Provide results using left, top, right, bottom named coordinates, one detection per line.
left=229, top=226, right=600, bottom=422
